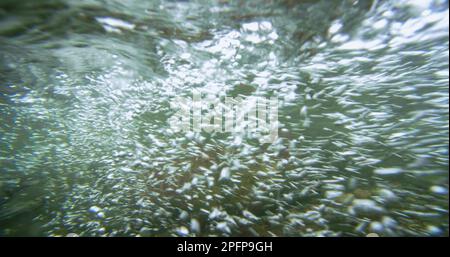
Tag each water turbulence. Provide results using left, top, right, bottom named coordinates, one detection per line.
left=0, top=0, right=448, bottom=236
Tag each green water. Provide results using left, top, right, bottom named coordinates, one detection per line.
left=0, top=0, right=448, bottom=236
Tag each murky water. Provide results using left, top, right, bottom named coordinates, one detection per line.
left=0, top=0, right=448, bottom=236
